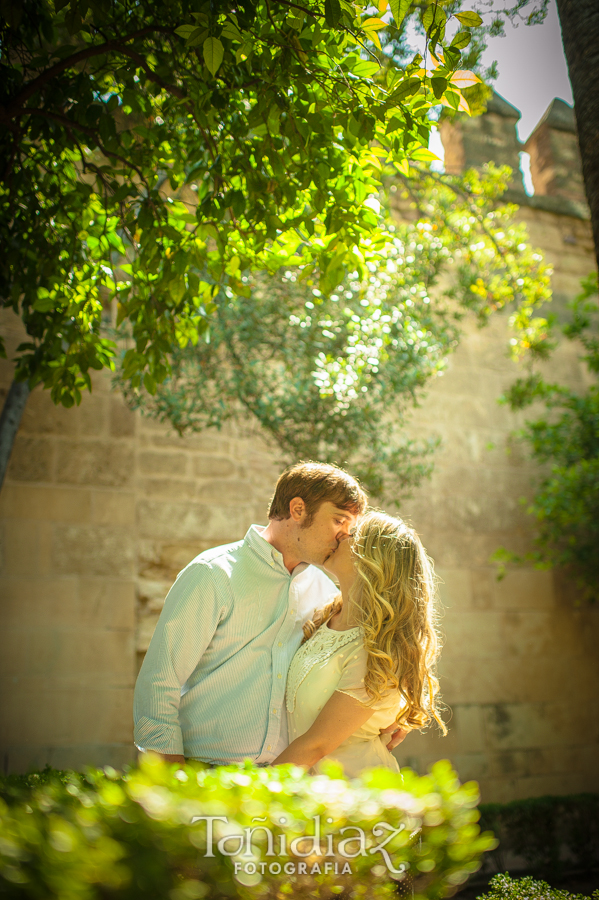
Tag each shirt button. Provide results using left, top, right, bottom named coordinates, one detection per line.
left=278, top=642, right=282, bottom=647
left=277, top=673, right=282, bottom=679
left=290, top=609, right=295, bottom=615
left=268, top=745, right=272, bottom=751
left=272, top=709, right=277, bottom=715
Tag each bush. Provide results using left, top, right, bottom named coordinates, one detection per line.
left=479, top=794, right=599, bottom=877
left=478, top=873, right=599, bottom=900
left=0, top=756, right=496, bottom=900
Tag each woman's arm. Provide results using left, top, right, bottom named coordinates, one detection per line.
left=271, top=691, right=375, bottom=768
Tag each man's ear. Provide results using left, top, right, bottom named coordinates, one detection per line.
left=288, top=496, right=306, bottom=523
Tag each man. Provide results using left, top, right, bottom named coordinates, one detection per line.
left=133, top=461, right=404, bottom=765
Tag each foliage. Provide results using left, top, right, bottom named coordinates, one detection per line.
left=119, top=163, right=552, bottom=500
left=479, top=793, right=599, bottom=878
left=493, top=273, right=599, bottom=602
left=479, top=874, right=599, bottom=900
left=0, top=755, right=496, bottom=900
left=0, top=0, right=486, bottom=408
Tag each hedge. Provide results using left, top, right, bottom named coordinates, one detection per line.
left=480, top=873, right=599, bottom=900
left=0, top=755, right=496, bottom=900
left=479, top=794, right=599, bottom=877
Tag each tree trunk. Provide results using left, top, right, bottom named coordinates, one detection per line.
left=0, top=379, right=30, bottom=491
left=555, top=0, right=599, bottom=274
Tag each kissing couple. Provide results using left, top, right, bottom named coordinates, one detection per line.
left=134, top=461, right=446, bottom=776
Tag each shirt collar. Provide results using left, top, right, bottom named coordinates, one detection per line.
left=244, top=524, right=309, bottom=578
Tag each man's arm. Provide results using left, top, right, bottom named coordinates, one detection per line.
left=133, top=562, right=228, bottom=757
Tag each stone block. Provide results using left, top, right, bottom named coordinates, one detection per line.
left=92, top=491, right=136, bottom=526
left=493, top=569, right=555, bottom=610
left=500, top=609, right=582, bottom=658
left=438, top=654, right=574, bottom=706
left=55, top=440, right=134, bottom=488
left=71, top=394, right=109, bottom=437
left=470, top=568, right=496, bottom=610
left=442, top=610, right=505, bottom=657
left=137, top=576, right=173, bottom=612
left=110, top=399, right=136, bottom=437
left=0, top=520, right=40, bottom=576
left=138, top=450, right=189, bottom=477
left=509, top=773, right=597, bottom=800
left=550, top=742, right=599, bottom=776
left=449, top=752, right=489, bottom=781
left=144, top=429, right=231, bottom=455
left=0, top=485, right=91, bottom=522
left=197, top=479, right=253, bottom=504
left=23, top=743, right=137, bottom=774
left=436, top=568, right=473, bottom=609
left=137, top=499, right=248, bottom=542
left=193, top=456, right=236, bottom=479
left=51, top=524, right=135, bottom=577
left=78, top=579, right=136, bottom=630
left=140, top=478, right=197, bottom=500
left=7, top=436, right=54, bottom=483
left=0, top=627, right=134, bottom=685
left=0, top=684, right=73, bottom=744
left=19, top=391, right=78, bottom=436
left=1, top=577, right=78, bottom=628
left=0, top=685, right=134, bottom=746
left=487, top=747, right=554, bottom=780
left=481, top=701, right=589, bottom=751
left=158, top=542, right=218, bottom=574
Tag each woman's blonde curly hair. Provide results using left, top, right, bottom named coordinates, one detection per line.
left=302, top=510, right=447, bottom=734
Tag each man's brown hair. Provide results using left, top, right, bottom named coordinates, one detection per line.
left=268, top=461, right=367, bottom=525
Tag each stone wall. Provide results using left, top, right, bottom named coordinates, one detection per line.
left=1, top=94, right=598, bottom=799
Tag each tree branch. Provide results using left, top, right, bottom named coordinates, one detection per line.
left=119, top=47, right=186, bottom=100
left=1, top=27, right=176, bottom=121
left=22, top=108, right=150, bottom=188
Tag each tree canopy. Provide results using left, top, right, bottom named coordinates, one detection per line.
left=496, top=273, right=599, bottom=602
left=121, top=164, right=552, bottom=499
left=0, top=0, right=485, bottom=407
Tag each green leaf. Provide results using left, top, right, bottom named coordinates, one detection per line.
left=454, top=10, right=483, bottom=27
left=221, top=20, right=241, bottom=40
left=389, top=0, right=411, bottom=28
left=410, top=147, right=439, bottom=162
left=352, top=59, right=380, bottom=78
left=175, top=24, right=197, bottom=38
left=203, top=37, right=224, bottom=75
left=324, top=0, right=342, bottom=27
left=431, top=76, right=447, bottom=99
left=390, top=76, right=420, bottom=101
left=450, top=29, right=471, bottom=49
left=422, top=5, right=446, bottom=34
left=32, top=289, right=56, bottom=313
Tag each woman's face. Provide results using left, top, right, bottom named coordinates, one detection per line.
left=323, top=531, right=358, bottom=585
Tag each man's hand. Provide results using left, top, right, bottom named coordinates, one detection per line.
left=380, top=724, right=410, bottom=752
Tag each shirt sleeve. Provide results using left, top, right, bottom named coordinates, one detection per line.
left=133, top=562, right=231, bottom=755
left=336, top=645, right=401, bottom=712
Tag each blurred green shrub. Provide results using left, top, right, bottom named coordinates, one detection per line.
left=479, top=873, right=599, bottom=900
left=0, top=756, right=495, bottom=900
left=479, top=794, right=599, bottom=878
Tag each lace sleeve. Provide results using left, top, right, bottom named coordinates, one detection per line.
left=336, top=646, right=401, bottom=711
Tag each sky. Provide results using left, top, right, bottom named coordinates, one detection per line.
left=478, top=0, right=573, bottom=142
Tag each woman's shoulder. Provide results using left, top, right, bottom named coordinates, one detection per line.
left=315, top=623, right=364, bottom=647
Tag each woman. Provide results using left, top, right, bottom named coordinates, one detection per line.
left=272, top=510, right=447, bottom=776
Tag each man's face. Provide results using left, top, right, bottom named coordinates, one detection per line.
left=294, top=501, right=358, bottom=567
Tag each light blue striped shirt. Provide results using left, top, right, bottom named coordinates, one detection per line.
left=133, top=525, right=338, bottom=764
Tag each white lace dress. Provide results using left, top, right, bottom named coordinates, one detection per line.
left=285, top=621, right=403, bottom=778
